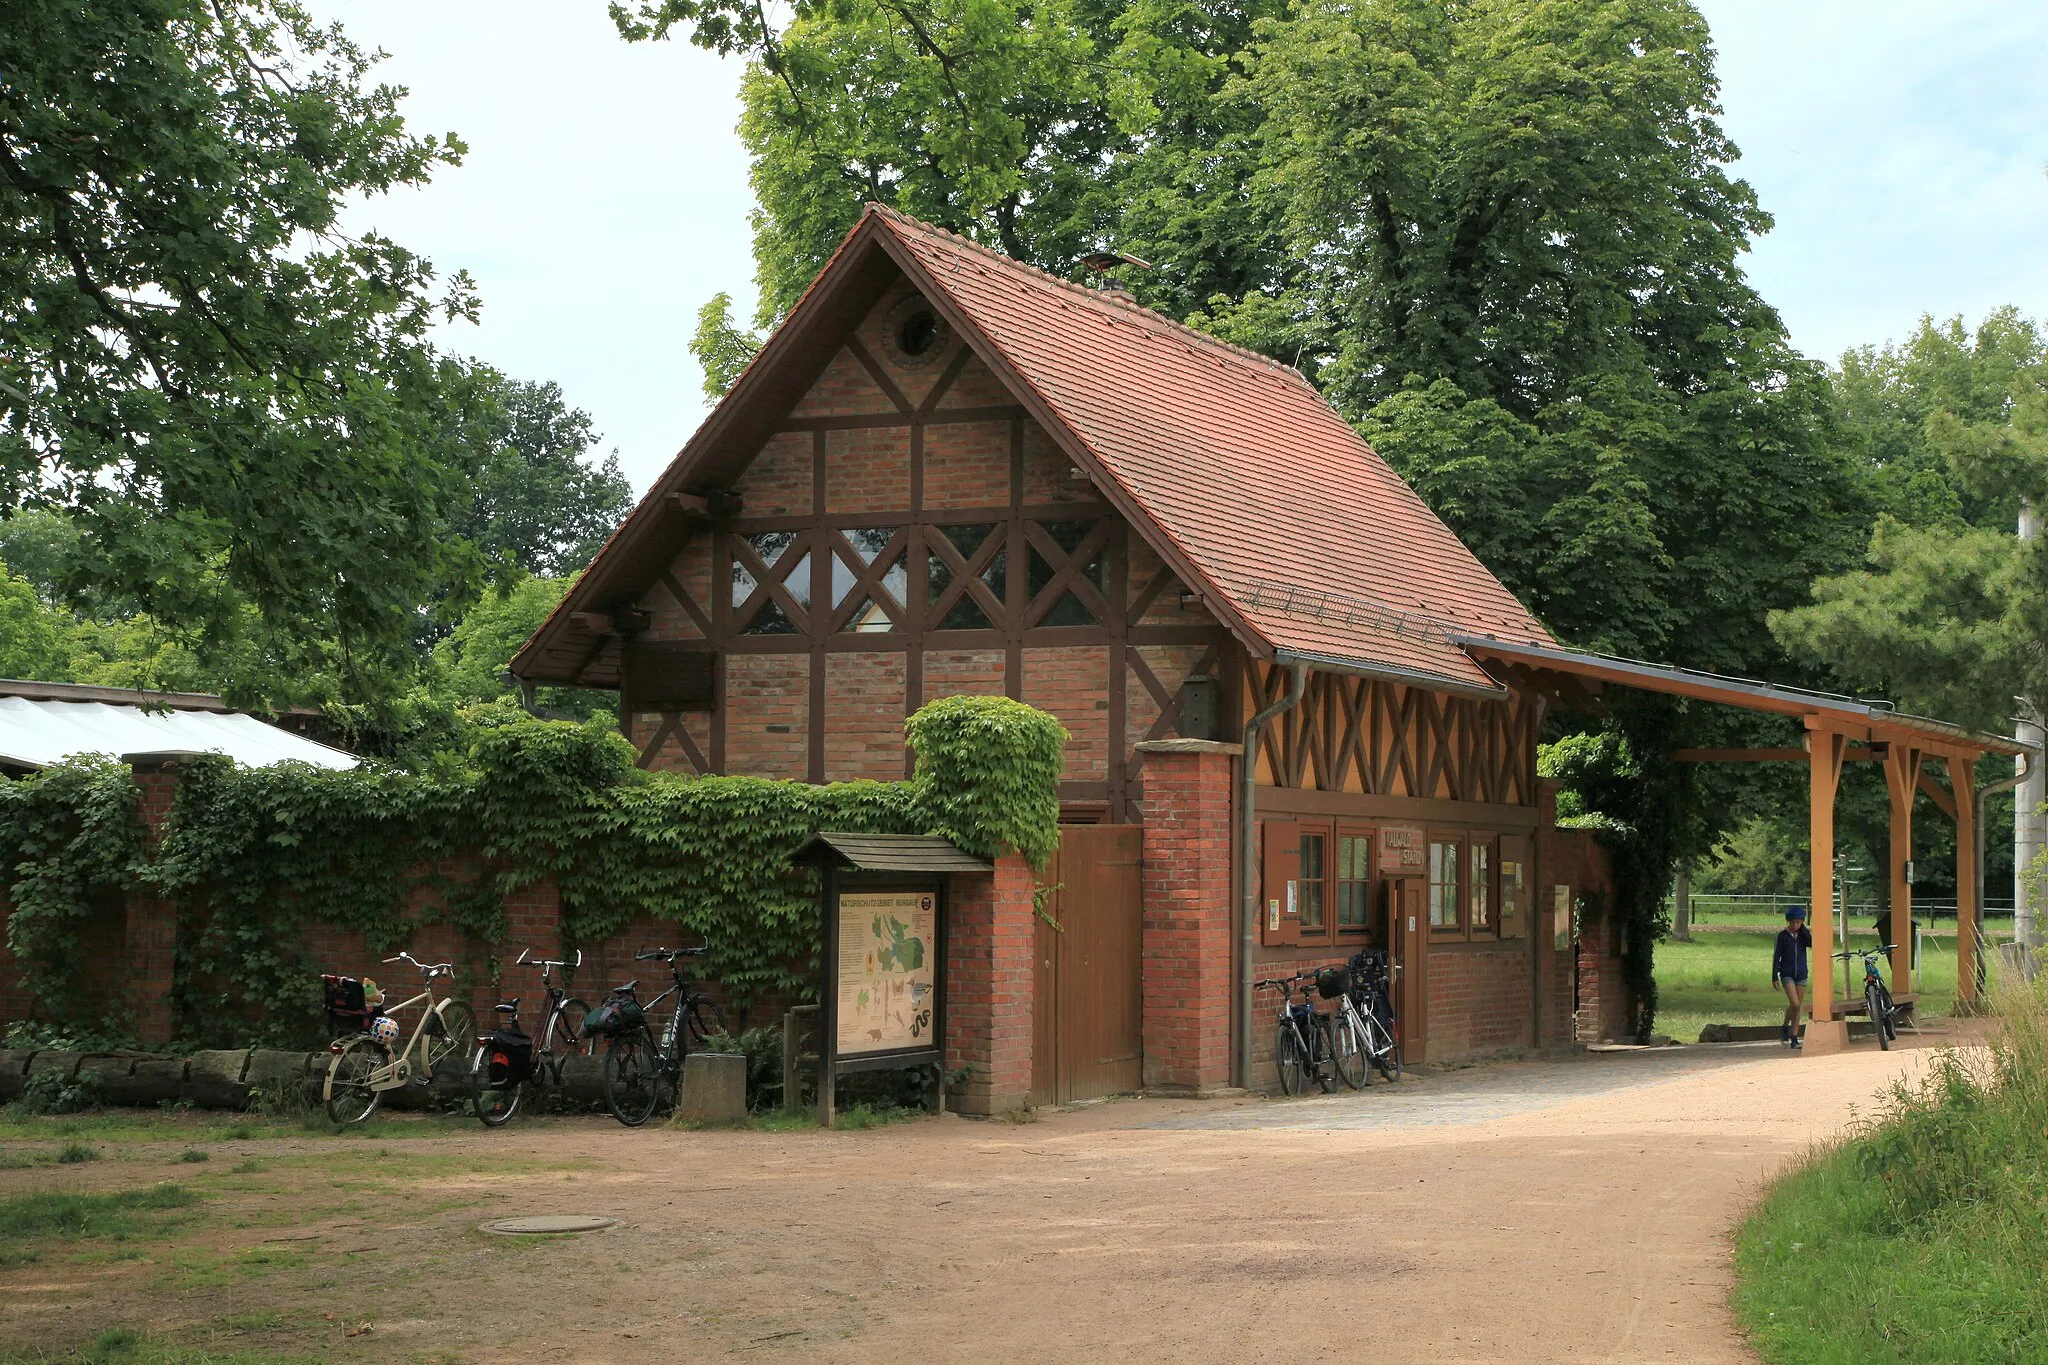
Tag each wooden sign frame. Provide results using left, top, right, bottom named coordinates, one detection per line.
left=817, top=866, right=949, bottom=1126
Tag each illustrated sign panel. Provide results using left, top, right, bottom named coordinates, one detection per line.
left=836, top=890, right=938, bottom=1057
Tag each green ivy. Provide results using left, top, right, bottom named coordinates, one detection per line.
left=0, top=695, right=1068, bottom=1045
left=0, top=758, right=146, bottom=1026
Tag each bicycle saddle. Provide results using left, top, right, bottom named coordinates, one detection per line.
left=494, top=1001, right=519, bottom=1014
left=611, top=981, right=638, bottom=995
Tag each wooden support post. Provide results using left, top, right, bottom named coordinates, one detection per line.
left=1954, top=753, right=1979, bottom=1009
left=818, top=865, right=838, bottom=1128
left=1806, top=721, right=1849, bottom=1053
left=1885, top=744, right=1923, bottom=999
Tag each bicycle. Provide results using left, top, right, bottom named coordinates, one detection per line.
left=1835, top=945, right=1899, bottom=1051
left=1328, top=950, right=1402, bottom=1089
left=468, top=948, right=592, bottom=1127
left=1257, top=972, right=1336, bottom=1095
left=324, top=952, right=476, bottom=1126
left=598, top=947, right=727, bottom=1126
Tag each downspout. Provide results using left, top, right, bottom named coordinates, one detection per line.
left=1236, top=660, right=1308, bottom=1090
left=1978, top=748, right=2035, bottom=991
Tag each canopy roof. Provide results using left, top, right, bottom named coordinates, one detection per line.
left=0, top=692, right=357, bottom=771
left=791, top=832, right=991, bottom=873
left=514, top=205, right=1552, bottom=694
left=1455, top=635, right=2029, bottom=758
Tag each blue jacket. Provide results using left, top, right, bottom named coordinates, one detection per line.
left=1773, top=925, right=1812, bottom=984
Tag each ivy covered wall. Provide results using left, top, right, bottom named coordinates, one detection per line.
left=0, top=695, right=1067, bottom=1047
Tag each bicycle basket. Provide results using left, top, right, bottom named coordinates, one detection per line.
left=1314, top=965, right=1348, bottom=1000
left=322, top=974, right=372, bottom=1033
left=485, top=1028, right=534, bottom=1085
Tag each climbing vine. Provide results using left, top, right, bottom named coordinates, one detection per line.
left=0, top=696, right=1068, bottom=1044
left=0, top=759, right=146, bottom=1027
left=1541, top=727, right=1686, bottom=1042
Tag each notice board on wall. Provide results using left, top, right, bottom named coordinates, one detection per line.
left=834, top=889, right=939, bottom=1058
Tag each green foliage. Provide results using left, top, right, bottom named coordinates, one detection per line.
left=442, top=371, right=634, bottom=579
left=1, top=695, right=1063, bottom=1042
left=1733, top=979, right=2048, bottom=1361
left=698, top=1026, right=785, bottom=1111
left=0, top=759, right=146, bottom=1024
left=2, top=0, right=487, bottom=701
left=692, top=293, right=763, bottom=399
left=429, top=575, right=614, bottom=720
left=1775, top=309, right=2048, bottom=733
left=18, top=1066, right=105, bottom=1116
left=905, top=694, right=1067, bottom=867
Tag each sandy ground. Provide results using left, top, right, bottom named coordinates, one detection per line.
left=1, top=1034, right=1956, bottom=1364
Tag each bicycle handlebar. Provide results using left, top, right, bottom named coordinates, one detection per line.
left=513, top=947, right=583, bottom=970
left=634, top=946, right=709, bottom=962
left=1832, top=945, right=1897, bottom=960
left=382, top=952, right=453, bottom=977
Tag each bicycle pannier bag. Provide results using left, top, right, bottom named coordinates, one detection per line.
left=582, top=996, right=643, bottom=1038
left=323, top=975, right=371, bottom=1033
left=485, top=1029, right=534, bottom=1085
left=1314, top=965, right=1348, bottom=1000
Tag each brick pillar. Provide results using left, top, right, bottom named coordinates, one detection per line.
left=1135, top=739, right=1240, bottom=1093
left=944, top=853, right=1034, bottom=1115
left=124, top=761, right=182, bottom=1045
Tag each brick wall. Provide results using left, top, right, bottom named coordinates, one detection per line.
left=1136, top=742, right=1236, bottom=1092
left=1532, top=780, right=1622, bottom=1044
left=943, top=854, right=1035, bottom=1115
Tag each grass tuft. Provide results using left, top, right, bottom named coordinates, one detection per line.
left=176, top=1149, right=210, bottom=1163
left=1734, top=973, right=2048, bottom=1361
left=57, top=1142, right=100, bottom=1164
left=0, top=1184, right=197, bottom=1245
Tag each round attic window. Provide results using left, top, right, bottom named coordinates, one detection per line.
left=882, top=294, right=951, bottom=369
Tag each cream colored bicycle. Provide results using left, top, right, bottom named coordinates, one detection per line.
left=323, top=952, right=476, bottom=1125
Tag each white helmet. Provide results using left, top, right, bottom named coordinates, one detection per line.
left=369, top=1015, right=400, bottom=1045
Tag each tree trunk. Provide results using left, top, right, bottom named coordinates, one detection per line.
left=1671, top=865, right=1692, bottom=942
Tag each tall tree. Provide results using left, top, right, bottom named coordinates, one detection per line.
left=2, top=0, right=482, bottom=702
left=446, top=371, right=633, bottom=579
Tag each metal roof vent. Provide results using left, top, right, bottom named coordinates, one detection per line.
left=1080, top=250, right=1152, bottom=303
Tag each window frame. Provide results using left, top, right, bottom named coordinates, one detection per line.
left=1427, top=833, right=1464, bottom=937
left=1294, top=825, right=1331, bottom=941
left=1335, top=825, right=1374, bottom=939
left=1467, top=833, right=1497, bottom=941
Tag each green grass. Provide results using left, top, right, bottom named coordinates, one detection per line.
left=1654, top=922, right=1961, bottom=1043
left=0, top=1184, right=201, bottom=1268
left=0, top=1111, right=465, bottom=1146
left=1733, top=978, right=2048, bottom=1361
left=0, top=1326, right=324, bottom=1364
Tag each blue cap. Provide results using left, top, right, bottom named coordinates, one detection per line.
left=1784, top=904, right=1807, bottom=920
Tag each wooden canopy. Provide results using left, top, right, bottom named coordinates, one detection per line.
left=1456, top=635, right=2032, bottom=1044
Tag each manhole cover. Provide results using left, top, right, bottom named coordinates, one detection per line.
left=480, top=1215, right=617, bottom=1236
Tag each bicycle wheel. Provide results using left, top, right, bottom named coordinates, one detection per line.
left=1331, top=1009, right=1368, bottom=1090
left=1868, top=984, right=1891, bottom=1050
left=470, top=1043, right=524, bottom=1127
left=1274, top=1023, right=1306, bottom=1096
left=547, top=998, right=591, bottom=1062
left=685, top=996, right=729, bottom=1047
left=324, top=1037, right=387, bottom=1127
left=1374, top=1014, right=1403, bottom=1083
left=1311, top=1015, right=1337, bottom=1093
left=424, top=1000, right=476, bottom=1079
left=603, top=1028, right=663, bottom=1127
left=1878, top=986, right=1899, bottom=1042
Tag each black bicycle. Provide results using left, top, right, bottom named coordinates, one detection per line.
left=1258, top=972, right=1336, bottom=1095
left=469, top=948, right=592, bottom=1127
left=1835, top=945, right=1899, bottom=1050
left=596, top=947, right=728, bottom=1126
left=1329, top=950, right=1401, bottom=1087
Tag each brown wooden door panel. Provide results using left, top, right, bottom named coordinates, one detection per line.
left=1031, top=839, right=1062, bottom=1108
left=1388, top=878, right=1427, bottom=1063
left=1039, top=824, right=1144, bottom=1105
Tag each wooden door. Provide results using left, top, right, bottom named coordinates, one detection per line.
left=1031, top=824, right=1145, bottom=1106
left=1388, top=878, right=1428, bottom=1063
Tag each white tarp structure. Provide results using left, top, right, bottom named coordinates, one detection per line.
left=0, top=697, right=357, bottom=771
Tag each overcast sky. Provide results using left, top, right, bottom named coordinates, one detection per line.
left=326, top=1, right=2048, bottom=494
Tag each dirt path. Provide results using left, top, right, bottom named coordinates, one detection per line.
left=1, top=1037, right=1950, bottom=1363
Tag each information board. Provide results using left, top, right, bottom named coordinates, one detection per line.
left=835, top=889, right=939, bottom=1057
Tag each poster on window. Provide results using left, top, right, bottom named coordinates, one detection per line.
left=836, top=890, right=939, bottom=1057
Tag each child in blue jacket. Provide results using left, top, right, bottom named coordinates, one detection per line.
left=1773, top=905, right=1813, bottom=1049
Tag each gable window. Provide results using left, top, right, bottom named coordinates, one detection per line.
left=733, top=531, right=806, bottom=636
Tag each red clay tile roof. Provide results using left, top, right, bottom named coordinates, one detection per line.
left=513, top=205, right=1553, bottom=693
left=870, top=206, right=1553, bottom=690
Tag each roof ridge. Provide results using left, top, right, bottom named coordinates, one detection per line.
left=865, top=202, right=1315, bottom=390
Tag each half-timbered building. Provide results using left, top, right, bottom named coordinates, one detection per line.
left=515, top=205, right=1624, bottom=1107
